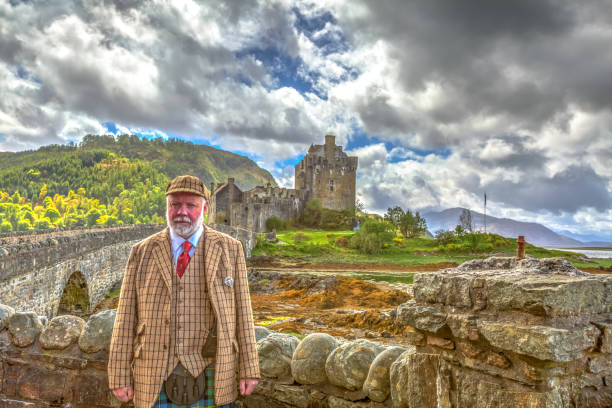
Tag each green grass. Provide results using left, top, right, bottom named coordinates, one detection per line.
left=252, top=228, right=612, bottom=270
left=349, top=273, right=415, bottom=284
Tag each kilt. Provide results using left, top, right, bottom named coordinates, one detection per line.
left=154, top=365, right=232, bottom=408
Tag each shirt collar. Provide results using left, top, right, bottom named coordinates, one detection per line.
left=169, top=223, right=204, bottom=253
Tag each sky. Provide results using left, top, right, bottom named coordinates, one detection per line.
left=1, top=0, right=611, bottom=242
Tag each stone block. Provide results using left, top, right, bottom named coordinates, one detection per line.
left=257, top=333, right=299, bottom=382
left=403, top=329, right=425, bottom=346
left=478, top=321, right=599, bottom=362
left=325, top=339, right=384, bottom=391
left=594, top=322, right=612, bottom=354
left=78, top=309, right=116, bottom=353
left=363, top=346, right=407, bottom=402
left=390, top=351, right=441, bottom=408
left=254, top=326, right=272, bottom=342
left=16, top=365, right=70, bottom=402
left=327, top=396, right=386, bottom=408
left=272, top=384, right=310, bottom=408
left=414, top=273, right=472, bottom=308
left=486, top=352, right=512, bottom=369
left=588, top=354, right=612, bottom=374
left=292, top=333, right=338, bottom=385
left=396, top=301, right=446, bottom=333
left=0, top=304, right=15, bottom=331
left=446, top=313, right=479, bottom=341
left=74, top=371, right=113, bottom=405
left=427, top=336, right=455, bottom=350
left=39, top=315, right=85, bottom=350
left=486, top=274, right=607, bottom=316
left=8, top=312, right=42, bottom=347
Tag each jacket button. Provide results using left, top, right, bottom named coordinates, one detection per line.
left=164, top=319, right=169, bottom=325
left=163, top=344, right=168, bottom=350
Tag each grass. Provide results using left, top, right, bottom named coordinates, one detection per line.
left=349, top=273, right=414, bottom=284
left=253, top=228, right=612, bottom=270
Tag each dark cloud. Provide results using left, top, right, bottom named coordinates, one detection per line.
left=338, top=0, right=612, bottom=140
left=483, top=165, right=611, bottom=213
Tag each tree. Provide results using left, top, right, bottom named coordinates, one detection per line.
left=459, top=209, right=473, bottom=232
left=384, top=206, right=404, bottom=226
left=399, top=210, right=427, bottom=238
left=435, top=230, right=456, bottom=245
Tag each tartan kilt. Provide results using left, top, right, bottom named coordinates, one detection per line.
left=154, top=365, right=232, bottom=408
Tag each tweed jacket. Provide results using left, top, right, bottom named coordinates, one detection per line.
left=108, top=227, right=260, bottom=408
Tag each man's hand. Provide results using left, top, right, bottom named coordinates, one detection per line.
left=112, top=385, right=134, bottom=402
left=239, top=378, right=259, bottom=395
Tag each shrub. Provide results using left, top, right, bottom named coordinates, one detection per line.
left=0, top=220, right=12, bottom=232
left=293, top=232, right=308, bottom=244
left=349, top=220, right=395, bottom=254
left=17, top=218, right=32, bottom=231
left=335, top=236, right=349, bottom=248
left=435, top=230, right=456, bottom=245
left=265, top=216, right=284, bottom=232
left=34, top=217, right=52, bottom=229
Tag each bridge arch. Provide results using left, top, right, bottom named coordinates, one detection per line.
left=57, top=271, right=90, bottom=317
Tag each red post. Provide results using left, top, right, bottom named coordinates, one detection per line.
left=517, top=236, right=525, bottom=259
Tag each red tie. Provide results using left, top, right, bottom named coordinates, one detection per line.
left=176, top=241, right=193, bottom=278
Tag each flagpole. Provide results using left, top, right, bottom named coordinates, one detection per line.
left=484, top=192, right=487, bottom=234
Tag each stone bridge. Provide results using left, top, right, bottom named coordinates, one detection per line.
left=1, top=257, right=610, bottom=407
left=0, top=225, right=164, bottom=318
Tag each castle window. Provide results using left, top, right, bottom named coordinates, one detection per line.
left=329, top=179, right=334, bottom=192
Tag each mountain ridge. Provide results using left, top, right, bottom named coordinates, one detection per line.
left=422, top=207, right=594, bottom=247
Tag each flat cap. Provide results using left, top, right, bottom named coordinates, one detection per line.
left=166, top=175, right=210, bottom=200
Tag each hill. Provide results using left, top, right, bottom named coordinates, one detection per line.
left=0, top=134, right=276, bottom=195
left=0, top=135, right=277, bottom=231
left=423, top=207, right=583, bottom=247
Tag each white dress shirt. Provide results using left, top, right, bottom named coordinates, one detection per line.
left=169, top=224, right=204, bottom=269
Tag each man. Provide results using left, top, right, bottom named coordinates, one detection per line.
left=108, top=175, right=260, bottom=408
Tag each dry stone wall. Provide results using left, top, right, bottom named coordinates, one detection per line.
left=1, top=256, right=610, bottom=408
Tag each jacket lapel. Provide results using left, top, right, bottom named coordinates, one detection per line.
left=204, top=227, right=224, bottom=285
left=152, top=228, right=173, bottom=293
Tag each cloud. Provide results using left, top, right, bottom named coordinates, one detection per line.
left=0, top=0, right=611, bottom=240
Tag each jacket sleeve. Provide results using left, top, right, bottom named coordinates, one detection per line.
left=233, top=240, right=261, bottom=379
left=108, top=243, right=140, bottom=389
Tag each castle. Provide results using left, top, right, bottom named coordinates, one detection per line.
left=208, top=135, right=358, bottom=232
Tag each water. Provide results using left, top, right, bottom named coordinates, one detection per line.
left=545, top=247, right=612, bottom=259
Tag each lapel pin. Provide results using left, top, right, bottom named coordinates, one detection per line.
left=224, top=276, right=234, bottom=288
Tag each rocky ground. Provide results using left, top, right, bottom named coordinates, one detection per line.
left=247, top=268, right=415, bottom=343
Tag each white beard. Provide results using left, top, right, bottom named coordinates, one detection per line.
left=167, top=209, right=203, bottom=238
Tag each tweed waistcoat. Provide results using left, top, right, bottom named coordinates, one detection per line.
left=166, top=236, right=216, bottom=378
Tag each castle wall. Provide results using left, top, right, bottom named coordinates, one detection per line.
left=230, top=185, right=308, bottom=232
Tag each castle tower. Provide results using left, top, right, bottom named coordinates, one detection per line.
left=294, top=135, right=358, bottom=211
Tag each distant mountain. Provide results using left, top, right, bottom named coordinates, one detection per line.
left=423, top=207, right=583, bottom=247
left=553, top=229, right=612, bottom=246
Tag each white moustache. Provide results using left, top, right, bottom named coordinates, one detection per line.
left=172, top=216, right=191, bottom=224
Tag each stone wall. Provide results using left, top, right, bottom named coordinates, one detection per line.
left=1, top=257, right=610, bottom=408
left=0, top=225, right=163, bottom=318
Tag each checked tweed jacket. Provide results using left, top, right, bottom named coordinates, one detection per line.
left=108, top=227, right=260, bottom=408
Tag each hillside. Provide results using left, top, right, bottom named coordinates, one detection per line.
left=423, top=207, right=583, bottom=247
left=0, top=134, right=276, bottom=194
left=0, top=135, right=278, bottom=231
